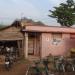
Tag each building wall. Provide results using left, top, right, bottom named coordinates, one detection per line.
left=41, top=33, right=75, bottom=58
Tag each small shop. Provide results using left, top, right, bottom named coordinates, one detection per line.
left=0, top=25, right=24, bottom=64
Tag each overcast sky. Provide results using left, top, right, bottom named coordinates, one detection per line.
left=0, top=0, right=74, bottom=26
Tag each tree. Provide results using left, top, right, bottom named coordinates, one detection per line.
left=0, top=23, right=6, bottom=29
left=49, top=0, right=75, bottom=27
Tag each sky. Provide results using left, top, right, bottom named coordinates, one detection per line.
left=0, top=0, right=74, bottom=26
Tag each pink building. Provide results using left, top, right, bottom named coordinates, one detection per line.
left=0, top=19, right=75, bottom=59
left=22, top=25, right=75, bottom=58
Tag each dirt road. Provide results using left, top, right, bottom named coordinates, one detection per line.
left=0, top=60, right=29, bottom=75
left=0, top=60, right=75, bottom=75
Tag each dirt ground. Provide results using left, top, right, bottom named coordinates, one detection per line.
left=0, top=60, right=29, bottom=75
left=0, top=60, right=75, bottom=75
left=54, top=72, right=75, bottom=75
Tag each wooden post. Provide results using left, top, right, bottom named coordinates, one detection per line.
left=17, top=40, right=20, bottom=57
left=21, top=39, right=24, bottom=57
left=34, top=33, right=37, bottom=56
left=24, top=32, right=28, bottom=59
left=17, top=40, right=23, bottom=58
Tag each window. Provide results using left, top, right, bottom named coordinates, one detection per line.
left=70, top=34, right=75, bottom=39
left=52, top=33, right=62, bottom=40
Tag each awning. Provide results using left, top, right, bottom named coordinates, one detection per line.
left=0, top=32, right=23, bottom=41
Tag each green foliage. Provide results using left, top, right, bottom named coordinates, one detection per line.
left=0, top=24, right=6, bottom=29
left=49, top=0, right=75, bottom=27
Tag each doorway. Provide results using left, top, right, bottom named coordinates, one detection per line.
left=28, top=38, right=34, bottom=55
left=28, top=33, right=41, bottom=56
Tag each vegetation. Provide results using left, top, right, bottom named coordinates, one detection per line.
left=0, top=24, right=7, bottom=29
left=28, top=54, right=75, bottom=75
left=49, top=0, right=75, bottom=27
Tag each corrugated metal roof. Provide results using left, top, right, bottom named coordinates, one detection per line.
left=23, top=25, right=75, bottom=33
